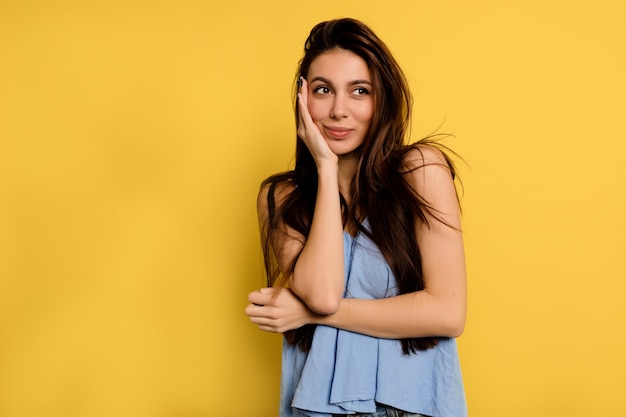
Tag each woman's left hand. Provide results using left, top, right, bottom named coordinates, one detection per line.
left=245, top=287, right=316, bottom=333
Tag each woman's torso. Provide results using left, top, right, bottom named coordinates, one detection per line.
left=280, top=225, right=467, bottom=417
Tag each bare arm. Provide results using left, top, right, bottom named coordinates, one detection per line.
left=257, top=78, right=345, bottom=315
left=248, top=147, right=467, bottom=338
left=291, top=164, right=344, bottom=315
left=318, top=147, right=467, bottom=337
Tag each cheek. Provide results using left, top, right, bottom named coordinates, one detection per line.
left=307, top=100, right=324, bottom=122
left=356, top=103, right=374, bottom=125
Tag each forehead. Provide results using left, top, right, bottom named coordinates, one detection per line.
left=308, top=49, right=371, bottom=81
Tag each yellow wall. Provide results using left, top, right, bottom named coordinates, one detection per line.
left=1, top=1, right=625, bottom=416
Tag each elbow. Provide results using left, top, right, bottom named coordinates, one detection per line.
left=446, top=320, right=465, bottom=338
left=442, top=309, right=466, bottom=338
left=290, top=277, right=343, bottom=315
left=306, top=296, right=341, bottom=316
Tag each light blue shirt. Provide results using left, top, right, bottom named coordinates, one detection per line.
left=280, top=224, right=467, bottom=417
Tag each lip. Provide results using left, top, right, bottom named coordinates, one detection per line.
left=324, top=126, right=353, bottom=139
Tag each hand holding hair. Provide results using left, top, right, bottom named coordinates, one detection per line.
left=245, top=287, right=314, bottom=334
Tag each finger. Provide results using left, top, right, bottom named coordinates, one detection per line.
left=257, top=324, right=281, bottom=333
left=297, top=96, right=308, bottom=139
left=298, top=91, right=313, bottom=125
left=247, top=313, right=272, bottom=325
left=298, top=76, right=307, bottom=104
left=297, top=106, right=316, bottom=143
left=245, top=303, right=273, bottom=320
left=248, top=291, right=272, bottom=305
left=248, top=311, right=282, bottom=332
left=297, top=78, right=315, bottom=126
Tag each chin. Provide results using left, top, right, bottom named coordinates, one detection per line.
left=333, top=146, right=363, bottom=158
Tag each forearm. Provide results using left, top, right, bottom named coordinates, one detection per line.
left=314, top=290, right=466, bottom=339
left=290, top=163, right=345, bottom=314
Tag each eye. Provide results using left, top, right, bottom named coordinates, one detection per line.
left=313, top=86, right=331, bottom=95
left=353, top=87, right=370, bottom=96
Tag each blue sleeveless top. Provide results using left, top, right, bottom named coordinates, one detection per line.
left=279, top=225, right=467, bottom=417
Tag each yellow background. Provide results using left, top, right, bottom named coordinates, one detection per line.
left=1, top=1, right=625, bottom=416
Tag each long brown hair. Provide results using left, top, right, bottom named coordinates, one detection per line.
left=260, top=18, right=459, bottom=354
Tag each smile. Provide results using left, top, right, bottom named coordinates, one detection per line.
left=324, top=126, right=353, bottom=139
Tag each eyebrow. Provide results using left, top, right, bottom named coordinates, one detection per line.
left=310, top=76, right=372, bottom=86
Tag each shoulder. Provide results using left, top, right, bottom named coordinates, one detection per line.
left=400, top=144, right=461, bottom=227
left=401, top=144, right=455, bottom=186
left=257, top=176, right=297, bottom=221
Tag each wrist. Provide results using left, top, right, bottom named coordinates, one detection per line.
left=316, top=154, right=339, bottom=170
left=316, top=160, right=339, bottom=181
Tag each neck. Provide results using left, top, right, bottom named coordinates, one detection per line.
left=337, top=152, right=359, bottom=203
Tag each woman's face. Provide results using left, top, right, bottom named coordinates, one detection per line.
left=306, top=49, right=374, bottom=157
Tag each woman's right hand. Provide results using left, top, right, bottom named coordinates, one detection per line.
left=297, top=77, right=338, bottom=167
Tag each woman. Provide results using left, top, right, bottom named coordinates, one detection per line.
left=246, top=18, right=467, bottom=417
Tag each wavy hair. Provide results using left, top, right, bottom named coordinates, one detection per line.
left=260, top=18, right=458, bottom=354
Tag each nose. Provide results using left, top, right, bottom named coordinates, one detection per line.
left=330, top=94, right=348, bottom=119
